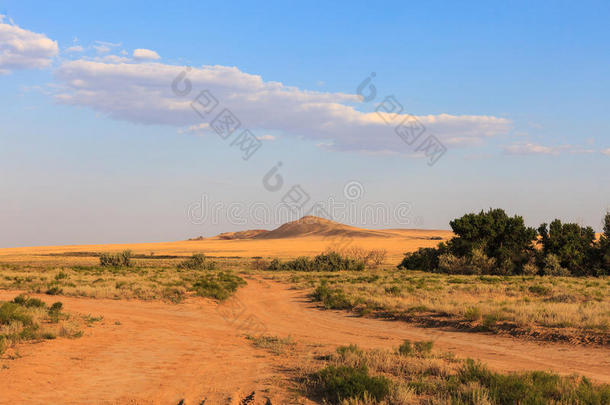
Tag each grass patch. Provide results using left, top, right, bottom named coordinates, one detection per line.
left=0, top=294, right=82, bottom=354
left=193, top=271, right=246, bottom=300
left=246, top=334, right=295, bottom=355
left=302, top=342, right=610, bottom=405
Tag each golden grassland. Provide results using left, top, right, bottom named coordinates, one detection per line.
left=0, top=229, right=453, bottom=263
left=0, top=248, right=608, bottom=344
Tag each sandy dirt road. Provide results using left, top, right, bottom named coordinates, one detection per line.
left=1, top=277, right=609, bottom=404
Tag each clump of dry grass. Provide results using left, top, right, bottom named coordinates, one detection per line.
left=246, top=334, right=296, bottom=355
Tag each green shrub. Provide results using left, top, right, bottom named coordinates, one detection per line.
left=311, top=281, right=353, bottom=310
left=99, top=250, right=132, bottom=267
left=45, top=286, right=63, bottom=295
left=0, top=302, right=33, bottom=326
left=12, top=294, right=46, bottom=308
left=177, top=253, right=216, bottom=270
left=528, top=285, right=551, bottom=296
left=464, top=306, right=482, bottom=322
left=271, top=252, right=365, bottom=272
left=398, top=340, right=413, bottom=356
left=193, top=271, right=246, bottom=300
left=413, top=340, right=434, bottom=355
left=312, top=365, right=390, bottom=404
left=458, top=359, right=610, bottom=404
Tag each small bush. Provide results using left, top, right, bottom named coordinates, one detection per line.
left=12, top=294, right=46, bottom=308
left=177, top=253, right=216, bottom=270
left=464, top=306, right=482, bottom=322
left=439, top=254, right=471, bottom=275
left=311, top=365, right=390, bottom=404
left=272, top=252, right=365, bottom=272
left=398, top=340, right=433, bottom=356
left=45, top=286, right=63, bottom=295
left=413, top=340, right=434, bottom=355
left=193, top=271, right=246, bottom=300
left=543, top=254, right=570, bottom=276
left=0, top=302, right=33, bottom=326
left=398, top=340, right=413, bottom=356
left=267, top=258, right=283, bottom=271
left=528, top=284, right=551, bottom=296
left=99, top=250, right=132, bottom=267
left=250, top=258, right=269, bottom=270
left=311, top=281, right=353, bottom=310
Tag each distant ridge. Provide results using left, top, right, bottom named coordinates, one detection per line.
left=200, top=216, right=437, bottom=241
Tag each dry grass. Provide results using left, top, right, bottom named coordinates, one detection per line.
left=294, top=341, right=610, bottom=404
left=0, top=256, right=246, bottom=302
left=0, top=294, right=83, bottom=355
left=263, top=269, right=610, bottom=342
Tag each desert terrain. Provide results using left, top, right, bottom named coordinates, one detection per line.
left=0, top=217, right=608, bottom=404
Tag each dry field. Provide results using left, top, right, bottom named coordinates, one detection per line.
left=1, top=219, right=609, bottom=404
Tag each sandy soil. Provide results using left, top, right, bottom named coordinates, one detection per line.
left=1, top=277, right=609, bottom=404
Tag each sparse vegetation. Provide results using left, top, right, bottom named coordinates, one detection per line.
left=192, top=271, right=246, bottom=300
left=99, top=250, right=132, bottom=267
left=301, top=342, right=610, bottom=404
left=268, top=251, right=366, bottom=272
left=269, top=269, right=610, bottom=343
left=0, top=294, right=82, bottom=355
left=246, top=334, right=295, bottom=355
left=177, top=253, right=216, bottom=270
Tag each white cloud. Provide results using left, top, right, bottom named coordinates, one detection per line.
left=93, top=41, right=120, bottom=54
left=65, top=45, right=84, bottom=53
left=0, top=15, right=58, bottom=73
left=53, top=60, right=511, bottom=153
left=602, top=148, right=610, bottom=156
left=258, top=134, right=276, bottom=141
left=133, top=48, right=160, bottom=60
left=504, top=142, right=594, bottom=156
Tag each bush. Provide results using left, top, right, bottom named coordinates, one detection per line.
left=398, top=246, right=444, bottom=271
left=177, top=253, right=216, bottom=270
left=12, top=294, right=46, bottom=308
left=312, top=365, right=390, bottom=404
left=99, top=250, right=132, bottom=267
left=311, top=281, right=353, bottom=310
left=458, top=359, right=610, bottom=404
left=438, top=253, right=471, bottom=275
left=267, top=258, right=283, bottom=271
left=270, top=252, right=365, bottom=272
left=464, top=306, right=482, bottom=322
left=0, top=302, right=33, bottom=326
left=250, top=258, right=269, bottom=270
left=522, top=259, right=539, bottom=276
left=543, top=253, right=570, bottom=276
left=192, top=271, right=246, bottom=300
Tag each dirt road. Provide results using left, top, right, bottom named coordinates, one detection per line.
left=1, top=277, right=609, bottom=404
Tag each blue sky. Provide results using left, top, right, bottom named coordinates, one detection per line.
left=1, top=0, right=609, bottom=247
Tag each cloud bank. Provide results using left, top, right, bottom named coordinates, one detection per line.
left=54, top=59, right=511, bottom=153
